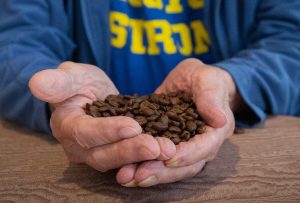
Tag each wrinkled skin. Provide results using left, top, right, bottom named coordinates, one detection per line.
left=116, top=59, right=236, bottom=187
left=29, top=62, right=176, bottom=173
left=29, top=58, right=237, bottom=187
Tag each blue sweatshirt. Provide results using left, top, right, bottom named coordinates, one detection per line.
left=0, top=0, right=299, bottom=134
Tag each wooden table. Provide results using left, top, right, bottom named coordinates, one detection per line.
left=0, top=116, right=300, bottom=202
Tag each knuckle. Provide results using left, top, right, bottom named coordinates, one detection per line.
left=138, top=136, right=160, bottom=159
left=59, top=61, right=75, bottom=70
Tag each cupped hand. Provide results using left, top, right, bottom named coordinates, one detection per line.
left=116, top=58, right=236, bottom=187
left=29, top=62, right=176, bottom=172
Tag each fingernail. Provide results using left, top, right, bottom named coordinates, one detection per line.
left=138, top=176, right=158, bottom=187
left=121, top=180, right=137, bottom=187
left=119, top=127, right=140, bottom=138
left=166, top=159, right=180, bottom=167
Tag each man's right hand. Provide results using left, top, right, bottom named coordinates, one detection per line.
left=29, top=62, right=176, bottom=175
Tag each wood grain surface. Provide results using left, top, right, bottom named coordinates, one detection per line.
left=0, top=116, right=300, bottom=203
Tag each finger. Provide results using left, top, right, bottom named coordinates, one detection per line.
left=116, top=164, right=138, bottom=187
left=155, top=137, right=176, bottom=161
left=83, top=134, right=161, bottom=172
left=51, top=101, right=142, bottom=149
left=134, top=160, right=206, bottom=187
left=29, top=61, right=118, bottom=103
left=165, top=127, right=224, bottom=168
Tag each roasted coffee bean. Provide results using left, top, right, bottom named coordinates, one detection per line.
left=140, top=107, right=155, bottom=116
left=160, top=115, right=169, bottom=125
left=187, top=112, right=199, bottom=119
left=195, top=120, right=204, bottom=126
left=158, top=97, right=170, bottom=105
left=183, top=115, right=194, bottom=121
left=163, top=131, right=172, bottom=139
left=186, top=120, right=197, bottom=131
left=125, top=111, right=134, bottom=118
left=171, top=106, right=184, bottom=114
left=169, top=120, right=181, bottom=127
left=185, top=108, right=194, bottom=114
left=180, top=131, right=191, bottom=141
left=166, top=111, right=177, bottom=119
left=171, top=136, right=181, bottom=145
left=147, top=114, right=160, bottom=121
left=182, top=93, right=192, bottom=102
left=196, top=125, right=206, bottom=134
left=88, top=106, right=99, bottom=117
left=169, top=126, right=181, bottom=134
left=146, top=122, right=153, bottom=128
left=133, top=109, right=140, bottom=114
left=98, top=106, right=109, bottom=112
left=94, top=100, right=106, bottom=107
left=152, top=122, right=168, bottom=132
left=132, top=102, right=140, bottom=109
left=102, top=112, right=111, bottom=117
left=85, top=91, right=206, bottom=144
left=116, top=107, right=127, bottom=114
left=135, top=116, right=148, bottom=126
left=108, top=108, right=117, bottom=116
left=145, top=127, right=157, bottom=135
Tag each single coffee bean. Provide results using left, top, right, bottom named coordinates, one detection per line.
left=94, top=100, right=106, bottom=107
left=135, top=116, right=148, bottom=126
left=169, top=126, right=181, bottom=134
left=125, top=111, right=134, bottom=118
left=132, top=102, right=140, bottom=109
left=186, top=120, right=197, bottom=131
left=166, top=111, right=177, bottom=119
left=162, top=131, right=172, bottom=139
left=159, top=115, right=169, bottom=125
left=183, top=115, right=194, bottom=121
left=98, top=106, right=109, bottom=112
left=171, top=136, right=181, bottom=145
left=147, top=114, right=160, bottom=121
left=169, top=120, right=181, bottom=127
left=182, top=93, right=192, bottom=103
left=108, top=108, right=117, bottom=116
left=140, top=107, right=155, bottom=116
left=196, top=125, right=206, bottom=134
left=195, top=120, right=204, bottom=126
left=180, top=131, right=191, bottom=141
left=133, top=109, right=140, bottom=114
left=152, top=122, right=168, bottom=132
left=158, top=97, right=170, bottom=106
left=102, top=112, right=111, bottom=117
left=116, top=107, right=127, bottom=114
left=187, top=112, right=199, bottom=119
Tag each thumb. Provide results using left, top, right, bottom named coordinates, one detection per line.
left=29, top=68, right=76, bottom=103
left=28, top=61, right=109, bottom=104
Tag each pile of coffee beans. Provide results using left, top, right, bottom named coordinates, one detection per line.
left=84, top=92, right=206, bottom=144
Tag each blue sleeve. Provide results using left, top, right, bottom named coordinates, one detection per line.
left=0, top=0, right=75, bottom=134
left=214, top=0, right=300, bottom=127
